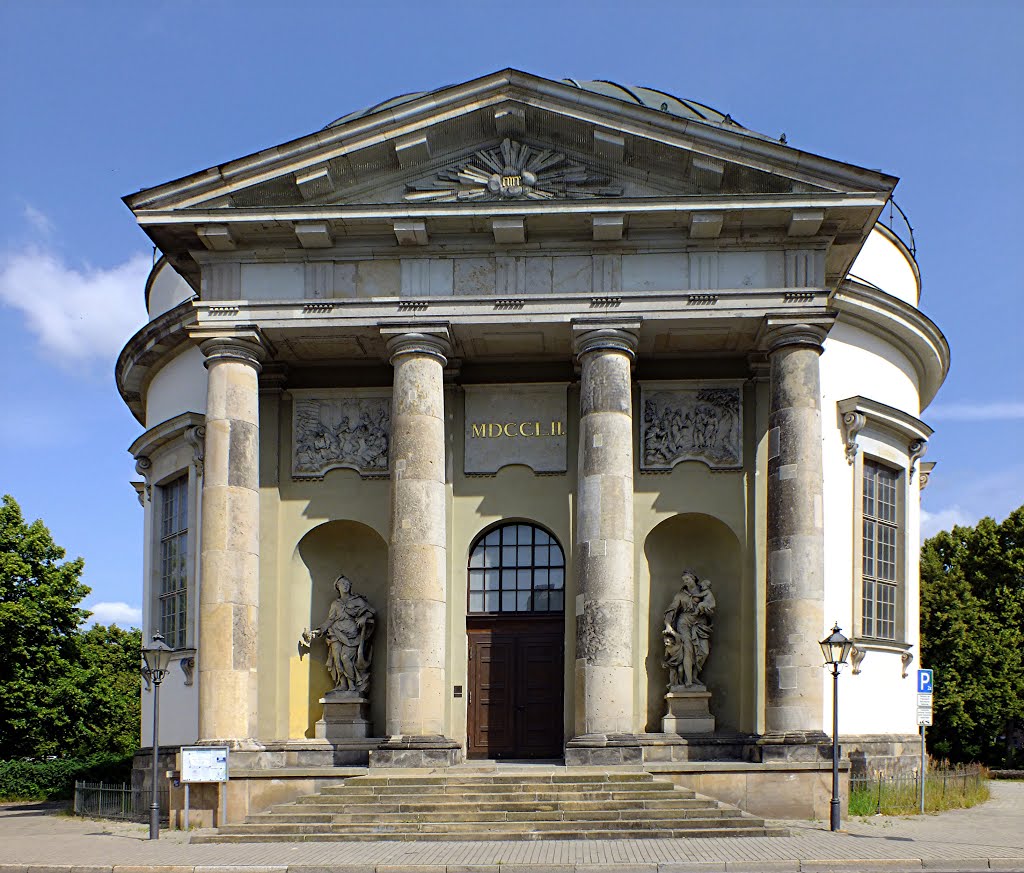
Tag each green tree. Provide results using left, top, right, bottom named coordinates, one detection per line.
left=0, top=495, right=90, bottom=757
left=71, top=623, right=143, bottom=757
left=921, top=507, right=1024, bottom=766
left=0, top=495, right=142, bottom=761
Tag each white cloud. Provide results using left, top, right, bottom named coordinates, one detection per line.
left=927, top=402, right=1024, bottom=421
left=920, top=504, right=976, bottom=540
left=0, top=244, right=149, bottom=365
left=23, top=204, right=55, bottom=237
left=84, top=601, right=142, bottom=628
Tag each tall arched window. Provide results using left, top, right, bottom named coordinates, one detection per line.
left=467, top=523, right=565, bottom=614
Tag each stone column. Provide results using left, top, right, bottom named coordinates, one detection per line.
left=569, top=324, right=639, bottom=760
left=375, top=327, right=460, bottom=767
left=763, top=319, right=831, bottom=743
left=196, top=333, right=266, bottom=747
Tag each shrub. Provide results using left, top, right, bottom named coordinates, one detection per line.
left=0, top=753, right=134, bottom=801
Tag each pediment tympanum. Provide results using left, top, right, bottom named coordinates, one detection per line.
left=404, top=138, right=622, bottom=202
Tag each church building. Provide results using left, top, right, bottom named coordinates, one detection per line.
left=118, top=70, right=948, bottom=821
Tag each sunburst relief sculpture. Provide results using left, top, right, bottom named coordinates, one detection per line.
left=405, top=138, right=622, bottom=202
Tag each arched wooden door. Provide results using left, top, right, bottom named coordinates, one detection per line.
left=466, top=522, right=565, bottom=759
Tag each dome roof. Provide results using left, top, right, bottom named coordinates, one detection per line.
left=325, top=77, right=746, bottom=131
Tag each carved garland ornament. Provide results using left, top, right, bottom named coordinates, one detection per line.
left=292, top=395, right=390, bottom=478
left=405, top=138, right=622, bottom=202
left=641, top=385, right=743, bottom=471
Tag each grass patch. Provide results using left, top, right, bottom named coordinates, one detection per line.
left=850, top=765, right=989, bottom=816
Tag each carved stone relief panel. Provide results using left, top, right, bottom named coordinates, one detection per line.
left=640, top=383, right=743, bottom=471
left=291, top=389, right=391, bottom=479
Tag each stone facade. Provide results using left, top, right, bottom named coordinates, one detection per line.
left=119, top=70, right=948, bottom=821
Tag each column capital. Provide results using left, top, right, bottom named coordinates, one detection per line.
left=192, top=327, right=269, bottom=372
left=381, top=325, right=452, bottom=366
left=759, top=316, right=835, bottom=355
left=572, top=320, right=641, bottom=360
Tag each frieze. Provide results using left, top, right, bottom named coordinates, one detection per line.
left=640, top=383, right=743, bottom=471
left=406, top=138, right=622, bottom=202
left=292, top=390, right=390, bottom=479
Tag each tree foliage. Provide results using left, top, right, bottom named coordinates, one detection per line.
left=0, top=495, right=141, bottom=761
left=921, top=507, right=1024, bottom=766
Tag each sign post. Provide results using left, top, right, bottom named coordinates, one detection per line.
left=916, top=669, right=933, bottom=814
left=180, top=746, right=229, bottom=829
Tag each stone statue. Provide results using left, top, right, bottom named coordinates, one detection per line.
left=300, top=574, right=376, bottom=696
left=662, top=569, right=716, bottom=688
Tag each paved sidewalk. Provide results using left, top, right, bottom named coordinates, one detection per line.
left=1, top=781, right=1022, bottom=872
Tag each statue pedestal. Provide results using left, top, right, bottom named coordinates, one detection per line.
left=662, top=686, right=715, bottom=734
left=316, top=690, right=371, bottom=741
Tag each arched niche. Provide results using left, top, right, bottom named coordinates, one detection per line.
left=643, top=513, right=744, bottom=733
left=291, top=520, right=388, bottom=738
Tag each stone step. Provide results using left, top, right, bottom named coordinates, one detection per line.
left=251, top=806, right=734, bottom=825
left=193, top=826, right=785, bottom=843
left=322, top=779, right=674, bottom=794
left=292, top=794, right=704, bottom=814
left=216, top=817, right=763, bottom=837
left=282, top=797, right=714, bottom=815
left=351, top=772, right=653, bottom=786
left=307, top=790, right=684, bottom=802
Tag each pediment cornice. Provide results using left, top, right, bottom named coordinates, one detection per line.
left=124, top=69, right=898, bottom=215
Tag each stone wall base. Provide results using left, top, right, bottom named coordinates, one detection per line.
left=649, top=760, right=848, bottom=820
left=842, top=733, right=923, bottom=776
left=565, top=734, right=643, bottom=765
left=758, top=731, right=832, bottom=762
left=639, top=733, right=760, bottom=763
left=369, top=736, right=463, bottom=768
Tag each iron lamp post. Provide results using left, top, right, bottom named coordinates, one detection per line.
left=142, top=632, right=174, bottom=840
left=820, top=623, right=853, bottom=832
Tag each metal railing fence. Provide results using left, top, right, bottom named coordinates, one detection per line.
left=849, top=764, right=984, bottom=814
left=73, top=781, right=168, bottom=823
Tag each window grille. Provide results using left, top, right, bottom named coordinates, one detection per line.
left=468, top=523, right=565, bottom=614
left=158, top=476, right=188, bottom=647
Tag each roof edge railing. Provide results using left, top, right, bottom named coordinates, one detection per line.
left=883, top=197, right=916, bottom=258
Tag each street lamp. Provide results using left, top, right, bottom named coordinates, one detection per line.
left=142, top=632, right=174, bottom=840
left=820, top=623, right=853, bottom=832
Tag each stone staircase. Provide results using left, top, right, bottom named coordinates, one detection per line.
left=194, top=770, right=787, bottom=842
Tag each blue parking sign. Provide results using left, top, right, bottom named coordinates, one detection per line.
left=917, top=669, right=933, bottom=694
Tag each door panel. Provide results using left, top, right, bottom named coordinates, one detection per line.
left=516, top=634, right=564, bottom=757
left=468, top=636, right=515, bottom=757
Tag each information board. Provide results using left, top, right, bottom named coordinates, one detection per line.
left=180, top=746, right=229, bottom=783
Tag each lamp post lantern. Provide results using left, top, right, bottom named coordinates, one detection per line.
left=141, top=632, right=174, bottom=840
left=820, top=623, right=853, bottom=832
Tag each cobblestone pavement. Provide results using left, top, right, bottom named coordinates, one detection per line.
left=1, top=781, right=1022, bottom=872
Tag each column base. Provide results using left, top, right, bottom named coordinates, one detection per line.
left=758, top=730, right=832, bottom=762
left=369, top=735, right=463, bottom=768
left=565, top=734, right=644, bottom=766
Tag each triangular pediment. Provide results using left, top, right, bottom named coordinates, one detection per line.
left=126, top=69, right=895, bottom=215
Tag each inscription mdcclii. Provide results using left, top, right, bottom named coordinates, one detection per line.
left=464, top=385, right=568, bottom=475
left=640, top=384, right=743, bottom=471
left=470, top=421, right=565, bottom=439
left=292, top=392, right=390, bottom=479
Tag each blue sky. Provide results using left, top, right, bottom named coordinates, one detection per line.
left=1, top=1, right=1021, bottom=628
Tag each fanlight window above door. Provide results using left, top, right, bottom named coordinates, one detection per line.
left=468, top=523, right=565, bottom=614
